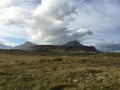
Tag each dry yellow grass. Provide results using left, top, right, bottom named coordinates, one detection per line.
left=0, top=51, right=120, bottom=90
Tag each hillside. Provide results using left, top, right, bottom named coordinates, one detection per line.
left=14, top=41, right=35, bottom=50
left=0, top=43, right=12, bottom=49
left=11, top=40, right=99, bottom=55
left=29, top=40, right=98, bottom=55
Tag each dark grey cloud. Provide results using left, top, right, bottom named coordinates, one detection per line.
left=96, top=42, right=120, bottom=52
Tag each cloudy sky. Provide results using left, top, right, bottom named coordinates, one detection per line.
left=0, top=0, right=120, bottom=51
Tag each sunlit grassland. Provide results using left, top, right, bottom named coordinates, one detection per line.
left=0, top=51, right=120, bottom=90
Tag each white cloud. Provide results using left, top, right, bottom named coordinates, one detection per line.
left=0, top=5, right=30, bottom=41
left=26, top=0, right=92, bottom=44
left=0, top=6, right=31, bottom=25
left=0, top=38, right=18, bottom=46
left=70, top=0, right=120, bottom=32
left=0, top=0, right=12, bottom=8
left=0, top=24, right=27, bottom=39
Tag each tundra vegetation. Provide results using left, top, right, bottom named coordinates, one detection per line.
left=0, top=50, right=120, bottom=90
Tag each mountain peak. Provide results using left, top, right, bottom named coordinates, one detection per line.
left=14, top=41, right=35, bottom=50
left=24, top=41, right=35, bottom=45
left=63, top=40, right=83, bottom=46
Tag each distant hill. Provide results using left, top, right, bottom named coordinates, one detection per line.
left=63, top=40, right=83, bottom=46
left=14, top=41, right=35, bottom=50
left=0, top=43, right=12, bottom=49
left=29, top=40, right=98, bottom=55
left=12, top=40, right=99, bottom=55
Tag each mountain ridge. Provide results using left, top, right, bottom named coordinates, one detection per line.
left=13, top=41, right=35, bottom=50
left=0, top=43, right=12, bottom=49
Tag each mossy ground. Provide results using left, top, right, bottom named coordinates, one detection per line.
left=0, top=51, right=120, bottom=90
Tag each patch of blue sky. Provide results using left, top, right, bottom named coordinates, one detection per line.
left=11, top=0, right=41, bottom=9
left=3, top=37, right=26, bottom=44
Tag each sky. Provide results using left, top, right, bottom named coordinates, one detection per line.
left=0, top=0, right=120, bottom=51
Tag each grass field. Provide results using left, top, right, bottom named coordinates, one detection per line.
left=0, top=51, right=120, bottom=90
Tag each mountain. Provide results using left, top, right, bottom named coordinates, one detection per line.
left=14, top=41, right=35, bottom=50
left=63, top=40, right=98, bottom=51
left=0, top=44, right=12, bottom=49
left=63, top=40, right=83, bottom=46
left=29, top=40, right=98, bottom=55
left=12, top=40, right=99, bottom=56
